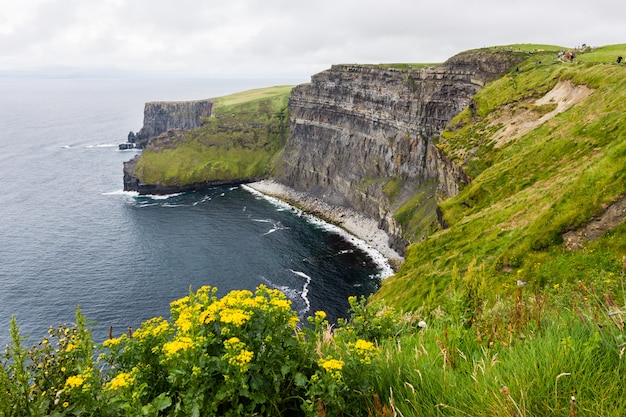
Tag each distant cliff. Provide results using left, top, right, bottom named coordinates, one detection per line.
left=131, top=100, right=213, bottom=147
left=123, top=86, right=292, bottom=194
left=279, top=51, right=524, bottom=253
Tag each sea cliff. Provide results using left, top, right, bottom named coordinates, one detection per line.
left=131, top=99, right=213, bottom=148
left=279, top=51, right=523, bottom=253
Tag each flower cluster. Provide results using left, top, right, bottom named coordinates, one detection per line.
left=106, top=372, right=135, bottom=391
left=133, top=317, right=171, bottom=340
left=319, top=358, right=344, bottom=380
left=3, top=284, right=416, bottom=416
left=223, top=337, right=254, bottom=370
left=162, top=336, right=194, bottom=358
left=352, top=339, right=378, bottom=364
left=64, top=374, right=85, bottom=390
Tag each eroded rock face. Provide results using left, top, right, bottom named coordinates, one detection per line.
left=563, top=196, right=626, bottom=250
left=280, top=52, right=523, bottom=252
left=134, top=100, right=213, bottom=147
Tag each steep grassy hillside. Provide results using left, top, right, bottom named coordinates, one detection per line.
left=132, top=86, right=292, bottom=186
left=376, top=44, right=626, bottom=311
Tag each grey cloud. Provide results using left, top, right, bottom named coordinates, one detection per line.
left=1, top=0, right=624, bottom=76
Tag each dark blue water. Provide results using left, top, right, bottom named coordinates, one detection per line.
left=0, top=78, right=385, bottom=347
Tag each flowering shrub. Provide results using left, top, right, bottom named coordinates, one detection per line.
left=1, top=285, right=412, bottom=416
left=1, top=309, right=105, bottom=416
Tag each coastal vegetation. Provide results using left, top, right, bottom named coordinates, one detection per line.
left=2, top=275, right=625, bottom=415
left=132, top=86, right=292, bottom=186
left=3, top=44, right=626, bottom=415
left=376, top=44, right=626, bottom=312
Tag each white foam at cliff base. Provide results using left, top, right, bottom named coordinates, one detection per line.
left=101, top=189, right=139, bottom=197
left=144, top=193, right=183, bottom=200
left=289, top=269, right=312, bottom=313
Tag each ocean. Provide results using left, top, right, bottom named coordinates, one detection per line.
left=0, top=77, right=387, bottom=347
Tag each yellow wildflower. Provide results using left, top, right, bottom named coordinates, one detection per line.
left=63, top=402, right=69, bottom=408
left=319, top=358, right=344, bottom=381
left=134, top=317, right=171, bottom=340
left=200, top=302, right=221, bottom=324
left=315, top=311, right=327, bottom=321
left=175, top=308, right=194, bottom=333
left=170, top=296, right=189, bottom=311
left=162, top=336, right=194, bottom=358
left=65, top=342, right=77, bottom=353
left=354, top=339, right=376, bottom=353
left=64, top=375, right=85, bottom=390
left=353, top=339, right=377, bottom=364
left=271, top=298, right=291, bottom=311
left=223, top=337, right=254, bottom=370
left=229, top=349, right=254, bottom=368
left=103, top=335, right=126, bottom=349
left=195, top=285, right=217, bottom=304
left=241, top=297, right=261, bottom=309
left=224, top=336, right=243, bottom=349
left=220, top=308, right=251, bottom=326
left=319, top=358, right=344, bottom=372
left=107, top=372, right=135, bottom=391
left=223, top=290, right=254, bottom=308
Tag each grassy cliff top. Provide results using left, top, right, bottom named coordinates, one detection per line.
left=376, top=43, right=626, bottom=311
left=211, top=85, right=294, bottom=109
left=132, top=85, right=293, bottom=186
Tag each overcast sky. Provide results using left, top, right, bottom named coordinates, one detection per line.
left=1, top=0, right=624, bottom=78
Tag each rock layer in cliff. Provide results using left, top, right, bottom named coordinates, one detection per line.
left=280, top=51, right=524, bottom=252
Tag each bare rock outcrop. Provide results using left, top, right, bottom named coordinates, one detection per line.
left=132, top=99, right=213, bottom=147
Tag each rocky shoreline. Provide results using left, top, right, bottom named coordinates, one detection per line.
left=245, top=179, right=404, bottom=272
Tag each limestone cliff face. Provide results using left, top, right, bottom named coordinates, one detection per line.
left=133, top=100, right=213, bottom=147
left=280, top=51, right=523, bottom=252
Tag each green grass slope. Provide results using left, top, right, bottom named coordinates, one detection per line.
left=133, top=86, right=293, bottom=186
left=377, top=44, right=626, bottom=312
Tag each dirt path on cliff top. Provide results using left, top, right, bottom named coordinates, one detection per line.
left=492, top=80, right=594, bottom=148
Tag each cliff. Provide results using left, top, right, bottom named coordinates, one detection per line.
left=279, top=51, right=524, bottom=253
left=132, top=99, right=213, bottom=147
left=123, top=86, right=292, bottom=194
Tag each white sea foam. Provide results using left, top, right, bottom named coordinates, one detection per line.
left=192, top=195, right=212, bottom=206
left=87, top=143, right=117, bottom=148
left=101, top=189, right=139, bottom=197
left=143, top=193, right=183, bottom=200
left=290, top=269, right=312, bottom=313
left=252, top=218, right=290, bottom=235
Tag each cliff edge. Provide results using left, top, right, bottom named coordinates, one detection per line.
left=131, top=99, right=213, bottom=148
